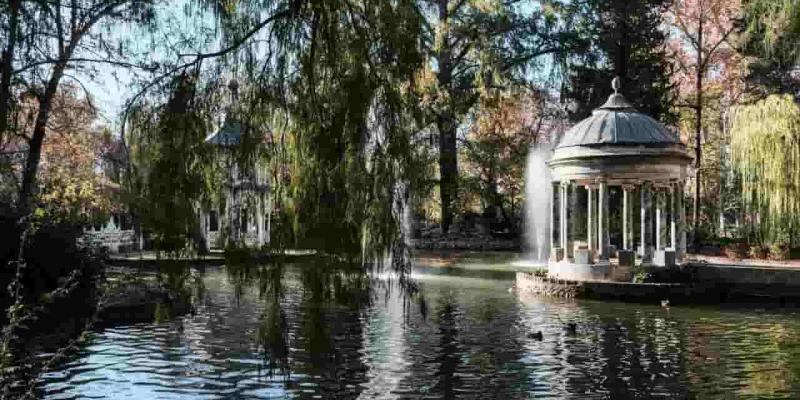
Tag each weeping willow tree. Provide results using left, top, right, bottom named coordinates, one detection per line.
left=730, top=94, right=800, bottom=245
left=740, top=0, right=800, bottom=95
left=121, top=0, right=428, bottom=268
left=125, top=73, right=221, bottom=256
left=220, top=1, right=426, bottom=264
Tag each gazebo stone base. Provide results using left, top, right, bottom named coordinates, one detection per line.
left=574, top=249, right=592, bottom=264
left=611, top=265, right=633, bottom=282
left=550, top=247, right=565, bottom=262
left=618, top=250, right=635, bottom=267
left=638, top=245, right=654, bottom=263
left=547, top=260, right=612, bottom=282
left=654, top=250, right=677, bottom=267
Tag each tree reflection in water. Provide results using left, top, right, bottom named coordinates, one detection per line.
left=431, top=301, right=461, bottom=398
left=225, top=257, right=376, bottom=397
left=38, top=256, right=800, bottom=398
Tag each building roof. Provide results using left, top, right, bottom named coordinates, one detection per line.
left=204, top=120, right=243, bottom=146
left=548, top=78, right=690, bottom=184
left=556, top=80, right=681, bottom=149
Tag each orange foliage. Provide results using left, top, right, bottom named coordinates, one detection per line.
left=462, top=89, right=560, bottom=214
left=13, top=86, right=116, bottom=222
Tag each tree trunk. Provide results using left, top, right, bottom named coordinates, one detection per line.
left=692, top=18, right=704, bottom=251
left=613, top=4, right=628, bottom=82
left=438, top=114, right=457, bottom=234
left=10, top=53, right=66, bottom=305
left=17, top=62, right=67, bottom=220
left=0, top=0, right=21, bottom=139
left=436, top=0, right=457, bottom=234
left=195, top=204, right=209, bottom=255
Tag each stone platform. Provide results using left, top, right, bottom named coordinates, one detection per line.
left=516, top=261, right=800, bottom=305
left=546, top=260, right=612, bottom=281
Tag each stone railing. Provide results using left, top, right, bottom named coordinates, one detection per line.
left=82, top=230, right=138, bottom=254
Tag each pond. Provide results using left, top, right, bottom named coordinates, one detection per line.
left=37, top=253, right=800, bottom=399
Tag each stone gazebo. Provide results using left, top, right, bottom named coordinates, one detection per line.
left=201, top=80, right=271, bottom=249
left=548, top=78, right=691, bottom=281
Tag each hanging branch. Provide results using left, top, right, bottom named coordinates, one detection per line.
left=730, top=94, right=800, bottom=245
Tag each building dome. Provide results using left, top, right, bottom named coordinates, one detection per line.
left=556, top=92, right=681, bottom=149
left=549, top=78, right=690, bottom=183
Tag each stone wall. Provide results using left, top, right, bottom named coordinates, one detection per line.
left=206, top=230, right=265, bottom=249
left=516, top=271, right=700, bottom=303
left=82, top=230, right=138, bottom=254
left=516, top=272, right=581, bottom=298
left=689, top=263, right=800, bottom=286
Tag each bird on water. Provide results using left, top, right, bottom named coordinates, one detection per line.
left=527, top=331, right=543, bottom=341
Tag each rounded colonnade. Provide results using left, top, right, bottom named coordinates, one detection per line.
left=547, top=78, right=692, bottom=281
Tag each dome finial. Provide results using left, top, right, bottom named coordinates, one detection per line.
left=612, top=76, right=621, bottom=94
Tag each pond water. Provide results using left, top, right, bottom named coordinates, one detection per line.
left=37, top=253, right=800, bottom=399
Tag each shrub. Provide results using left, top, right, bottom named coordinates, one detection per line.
left=724, top=243, right=748, bottom=261
left=531, top=267, right=547, bottom=278
left=749, top=245, right=768, bottom=260
left=0, top=215, right=86, bottom=300
left=769, top=243, right=790, bottom=262
left=631, top=264, right=651, bottom=283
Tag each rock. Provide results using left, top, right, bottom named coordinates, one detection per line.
left=526, top=331, right=543, bottom=341
left=99, top=280, right=190, bottom=325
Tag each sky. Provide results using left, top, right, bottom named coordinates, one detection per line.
left=79, top=0, right=563, bottom=131
left=78, top=0, right=219, bottom=128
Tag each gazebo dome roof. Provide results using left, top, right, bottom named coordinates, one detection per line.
left=549, top=78, right=690, bottom=184
left=205, top=120, right=243, bottom=146
left=556, top=91, right=680, bottom=149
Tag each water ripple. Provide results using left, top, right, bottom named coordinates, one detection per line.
left=34, top=263, right=800, bottom=399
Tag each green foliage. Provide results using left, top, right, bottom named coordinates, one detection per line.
left=127, top=73, right=215, bottom=256
left=561, top=0, right=675, bottom=123
left=531, top=267, right=548, bottom=278
left=631, top=264, right=650, bottom=283
left=255, top=1, right=426, bottom=260
left=769, top=243, right=790, bottom=261
left=413, top=0, right=564, bottom=231
left=675, top=86, right=742, bottom=236
left=730, top=94, right=800, bottom=245
left=153, top=302, right=171, bottom=323
left=462, top=89, right=551, bottom=227
left=740, top=0, right=800, bottom=95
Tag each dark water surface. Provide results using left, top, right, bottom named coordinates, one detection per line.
left=37, top=254, right=800, bottom=399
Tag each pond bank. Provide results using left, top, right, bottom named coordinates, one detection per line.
left=411, top=235, right=519, bottom=251
left=515, top=261, right=800, bottom=306
left=107, top=249, right=318, bottom=270
left=36, top=254, right=800, bottom=398
left=99, top=279, right=193, bottom=326
left=0, top=258, right=103, bottom=398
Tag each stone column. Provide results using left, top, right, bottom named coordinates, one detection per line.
left=201, top=210, right=209, bottom=239
left=550, top=183, right=556, bottom=252
left=670, top=183, right=677, bottom=251
left=622, top=185, right=631, bottom=250
left=569, top=182, right=579, bottom=259
left=677, top=181, right=687, bottom=260
left=655, top=187, right=663, bottom=251
left=226, top=186, right=235, bottom=246
left=586, top=185, right=595, bottom=254
left=640, top=182, right=653, bottom=262
left=598, top=181, right=609, bottom=261
left=266, top=189, right=272, bottom=245
left=560, top=182, right=568, bottom=251
left=256, top=193, right=265, bottom=247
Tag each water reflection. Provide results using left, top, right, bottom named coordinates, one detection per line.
left=37, top=255, right=800, bottom=399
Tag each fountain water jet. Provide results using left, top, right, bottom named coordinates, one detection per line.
left=523, top=145, right=552, bottom=264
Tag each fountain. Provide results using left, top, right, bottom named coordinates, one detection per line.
left=523, top=146, right=552, bottom=265
left=514, top=78, right=691, bottom=282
